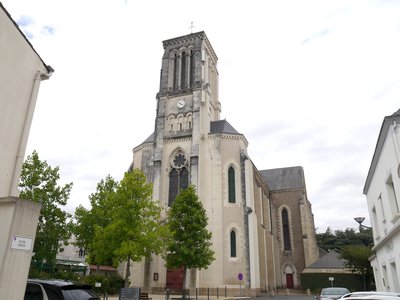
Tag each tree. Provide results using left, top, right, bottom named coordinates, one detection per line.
left=340, top=245, right=373, bottom=290
left=166, top=185, right=215, bottom=296
left=316, top=227, right=373, bottom=252
left=316, top=227, right=374, bottom=290
left=88, top=169, right=170, bottom=287
left=73, top=175, right=118, bottom=265
left=19, top=150, right=73, bottom=268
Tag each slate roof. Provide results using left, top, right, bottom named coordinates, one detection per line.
left=210, top=120, right=240, bottom=134
left=143, top=132, right=154, bottom=143
left=306, top=250, right=347, bottom=269
left=363, top=108, right=400, bottom=194
left=260, top=166, right=305, bottom=191
left=138, top=120, right=240, bottom=146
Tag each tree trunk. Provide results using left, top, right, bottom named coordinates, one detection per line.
left=125, top=256, right=131, bottom=288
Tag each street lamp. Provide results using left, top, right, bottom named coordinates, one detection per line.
left=354, top=217, right=371, bottom=231
left=354, top=217, right=365, bottom=230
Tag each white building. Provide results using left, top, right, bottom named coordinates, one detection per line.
left=0, top=2, right=53, bottom=197
left=364, top=109, right=400, bottom=292
left=0, top=3, right=53, bottom=298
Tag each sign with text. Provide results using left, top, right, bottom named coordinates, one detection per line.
left=11, top=236, right=33, bottom=251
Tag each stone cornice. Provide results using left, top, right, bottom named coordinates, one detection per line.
left=208, top=133, right=248, bottom=146
left=162, top=31, right=218, bottom=64
left=164, top=136, right=192, bottom=144
left=372, top=220, right=400, bottom=252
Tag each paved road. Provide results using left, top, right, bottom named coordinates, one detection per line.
left=106, top=294, right=317, bottom=300
left=249, top=295, right=316, bottom=300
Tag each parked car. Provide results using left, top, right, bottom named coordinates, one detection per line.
left=24, top=279, right=100, bottom=300
left=318, top=287, right=350, bottom=300
left=339, top=291, right=400, bottom=299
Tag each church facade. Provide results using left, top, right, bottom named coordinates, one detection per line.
left=128, top=31, right=318, bottom=295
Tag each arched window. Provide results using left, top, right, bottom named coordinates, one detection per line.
left=181, top=52, right=186, bottom=88
left=190, top=50, right=195, bottom=86
left=168, top=153, right=189, bottom=206
left=168, top=169, right=179, bottom=206
left=230, top=230, right=237, bottom=258
left=282, top=208, right=291, bottom=251
left=228, top=167, right=236, bottom=203
left=180, top=168, right=189, bottom=190
left=173, top=53, right=178, bottom=90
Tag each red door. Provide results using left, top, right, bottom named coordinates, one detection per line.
left=166, top=267, right=184, bottom=291
left=286, top=273, right=294, bottom=288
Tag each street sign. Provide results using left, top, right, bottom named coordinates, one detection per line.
left=238, top=273, right=243, bottom=281
left=11, top=236, right=33, bottom=251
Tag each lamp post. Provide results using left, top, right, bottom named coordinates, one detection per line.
left=354, top=217, right=365, bottom=231
left=354, top=217, right=371, bottom=231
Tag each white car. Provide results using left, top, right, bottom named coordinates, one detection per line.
left=339, top=291, right=400, bottom=299
left=318, top=287, right=351, bottom=300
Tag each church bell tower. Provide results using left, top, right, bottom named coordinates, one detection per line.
left=153, top=31, right=221, bottom=163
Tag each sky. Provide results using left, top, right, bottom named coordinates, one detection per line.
left=3, top=0, right=400, bottom=233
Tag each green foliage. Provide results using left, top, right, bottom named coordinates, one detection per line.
left=166, top=185, right=215, bottom=270
left=91, top=169, right=170, bottom=266
left=19, top=150, right=73, bottom=265
left=301, top=272, right=364, bottom=292
left=73, top=169, right=170, bottom=286
left=340, top=245, right=374, bottom=290
left=316, top=227, right=373, bottom=252
left=316, top=227, right=374, bottom=290
left=73, top=175, right=118, bottom=264
left=340, top=245, right=373, bottom=273
left=81, top=274, right=124, bottom=295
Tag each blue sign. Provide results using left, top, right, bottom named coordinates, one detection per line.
left=238, top=273, right=243, bottom=281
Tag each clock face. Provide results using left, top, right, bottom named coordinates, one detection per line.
left=177, top=100, right=186, bottom=109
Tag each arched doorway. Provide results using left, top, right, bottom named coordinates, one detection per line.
left=286, top=273, right=294, bottom=288
left=284, top=265, right=295, bottom=288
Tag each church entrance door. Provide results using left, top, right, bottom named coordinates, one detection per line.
left=166, top=267, right=184, bottom=291
left=286, top=273, right=294, bottom=288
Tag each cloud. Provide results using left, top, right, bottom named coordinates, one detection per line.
left=302, top=28, right=330, bottom=45
left=17, top=14, right=34, bottom=27
left=41, top=25, right=55, bottom=35
left=15, top=14, right=55, bottom=40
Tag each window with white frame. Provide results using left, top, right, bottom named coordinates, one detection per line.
left=386, top=174, right=400, bottom=219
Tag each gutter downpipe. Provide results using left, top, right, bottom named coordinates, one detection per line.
left=8, top=68, right=53, bottom=196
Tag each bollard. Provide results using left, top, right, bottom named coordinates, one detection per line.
left=165, top=289, right=169, bottom=300
left=286, top=289, right=289, bottom=296
left=307, top=289, right=311, bottom=296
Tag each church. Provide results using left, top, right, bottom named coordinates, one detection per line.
left=128, top=31, right=318, bottom=296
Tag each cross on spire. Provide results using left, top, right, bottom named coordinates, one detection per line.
left=189, top=21, right=195, bottom=34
